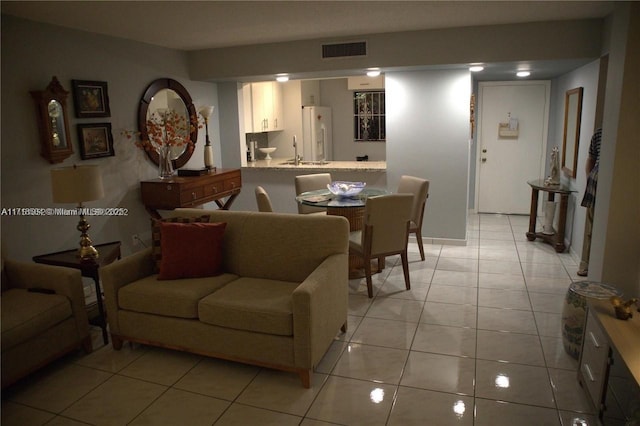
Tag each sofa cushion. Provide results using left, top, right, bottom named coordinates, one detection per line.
left=1, top=289, right=72, bottom=350
left=158, top=222, right=226, bottom=280
left=151, top=215, right=210, bottom=273
left=118, top=273, right=238, bottom=318
left=198, top=277, right=300, bottom=336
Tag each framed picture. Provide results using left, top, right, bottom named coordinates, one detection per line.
left=72, top=80, right=111, bottom=118
left=77, top=123, right=115, bottom=159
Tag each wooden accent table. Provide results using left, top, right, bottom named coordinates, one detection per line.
left=141, top=168, right=242, bottom=218
left=525, top=179, right=576, bottom=253
left=33, top=241, right=122, bottom=345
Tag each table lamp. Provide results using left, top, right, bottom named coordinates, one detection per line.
left=51, top=164, right=104, bottom=260
left=199, top=106, right=215, bottom=169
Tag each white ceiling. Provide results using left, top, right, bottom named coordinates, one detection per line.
left=1, top=1, right=615, bottom=51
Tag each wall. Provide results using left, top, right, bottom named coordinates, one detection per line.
left=591, top=3, right=640, bottom=297
left=0, top=15, right=219, bottom=261
left=548, top=60, right=600, bottom=257
left=386, top=69, right=471, bottom=241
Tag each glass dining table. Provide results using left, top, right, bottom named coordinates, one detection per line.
left=296, top=187, right=388, bottom=278
left=296, top=187, right=388, bottom=231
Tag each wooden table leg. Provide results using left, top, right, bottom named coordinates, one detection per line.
left=526, top=187, right=539, bottom=241
left=554, top=193, right=569, bottom=252
left=214, top=190, right=240, bottom=210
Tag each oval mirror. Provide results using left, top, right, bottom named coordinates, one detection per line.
left=138, top=78, right=197, bottom=168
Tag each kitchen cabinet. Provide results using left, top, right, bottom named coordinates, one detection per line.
left=347, top=75, right=385, bottom=90
left=244, top=82, right=283, bottom=132
left=577, top=299, right=640, bottom=424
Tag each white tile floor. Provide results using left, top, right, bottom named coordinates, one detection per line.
left=1, top=214, right=600, bottom=425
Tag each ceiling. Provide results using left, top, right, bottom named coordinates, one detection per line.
left=1, top=1, right=614, bottom=51
left=1, top=1, right=615, bottom=80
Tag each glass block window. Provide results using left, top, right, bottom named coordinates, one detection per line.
left=354, top=91, right=385, bottom=142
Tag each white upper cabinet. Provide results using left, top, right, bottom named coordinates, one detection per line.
left=347, top=75, right=385, bottom=90
left=244, top=82, right=284, bottom=132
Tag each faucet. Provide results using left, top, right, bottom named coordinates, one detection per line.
left=293, top=135, right=300, bottom=166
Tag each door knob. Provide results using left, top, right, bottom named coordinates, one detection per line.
left=482, top=149, right=487, bottom=153
left=482, top=158, right=487, bottom=163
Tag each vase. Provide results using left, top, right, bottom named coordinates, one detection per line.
left=158, top=145, right=173, bottom=179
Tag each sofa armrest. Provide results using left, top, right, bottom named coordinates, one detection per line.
left=292, top=253, right=348, bottom=368
left=3, top=259, right=89, bottom=340
left=101, top=248, right=155, bottom=334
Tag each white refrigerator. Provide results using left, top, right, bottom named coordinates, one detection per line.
left=302, top=106, right=332, bottom=161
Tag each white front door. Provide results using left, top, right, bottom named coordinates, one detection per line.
left=476, top=81, right=550, bottom=214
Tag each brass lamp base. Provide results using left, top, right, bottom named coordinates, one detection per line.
left=77, top=214, right=99, bottom=260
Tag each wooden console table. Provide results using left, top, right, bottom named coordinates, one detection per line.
left=525, top=179, right=576, bottom=253
left=33, top=241, right=122, bottom=345
left=141, top=168, right=241, bottom=218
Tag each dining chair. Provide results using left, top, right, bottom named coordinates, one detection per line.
left=397, top=175, right=430, bottom=261
left=294, top=173, right=332, bottom=214
left=349, top=194, right=413, bottom=298
left=255, top=186, right=274, bottom=212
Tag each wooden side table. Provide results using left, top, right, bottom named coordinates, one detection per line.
left=33, top=241, right=121, bottom=345
left=526, top=179, right=576, bottom=253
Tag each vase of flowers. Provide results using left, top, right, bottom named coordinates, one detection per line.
left=123, top=108, right=196, bottom=179
left=157, top=143, right=173, bottom=179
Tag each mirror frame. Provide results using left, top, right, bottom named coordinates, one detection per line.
left=30, top=76, right=74, bottom=164
left=138, top=78, right=197, bottom=168
left=561, top=87, right=583, bottom=178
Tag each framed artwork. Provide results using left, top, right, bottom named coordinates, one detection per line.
left=77, top=123, right=115, bottom=159
left=72, top=80, right=111, bottom=118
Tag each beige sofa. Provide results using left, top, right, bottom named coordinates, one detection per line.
left=101, top=209, right=349, bottom=387
left=1, top=260, right=92, bottom=388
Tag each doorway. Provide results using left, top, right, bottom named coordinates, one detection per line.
left=476, top=81, right=550, bottom=214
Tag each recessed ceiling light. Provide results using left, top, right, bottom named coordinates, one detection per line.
left=516, top=71, right=531, bottom=78
left=366, top=68, right=381, bottom=77
left=276, top=74, right=289, bottom=82
left=469, top=66, right=484, bottom=72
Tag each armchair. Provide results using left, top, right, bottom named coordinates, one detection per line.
left=1, top=259, right=91, bottom=388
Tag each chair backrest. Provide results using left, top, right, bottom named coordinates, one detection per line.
left=397, top=175, right=430, bottom=229
left=255, top=186, right=274, bottom=212
left=363, top=194, right=413, bottom=256
left=295, top=173, right=332, bottom=214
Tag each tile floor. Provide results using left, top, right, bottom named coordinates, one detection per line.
left=2, top=214, right=600, bottom=425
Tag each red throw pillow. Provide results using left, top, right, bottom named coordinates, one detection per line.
left=157, top=222, right=226, bottom=280
left=151, top=215, right=210, bottom=273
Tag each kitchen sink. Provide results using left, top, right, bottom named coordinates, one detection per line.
left=302, top=160, right=331, bottom=165
left=280, top=159, right=331, bottom=166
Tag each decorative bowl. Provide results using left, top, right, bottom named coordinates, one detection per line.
left=327, top=181, right=366, bottom=197
left=258, top=147, right=277, bottom=160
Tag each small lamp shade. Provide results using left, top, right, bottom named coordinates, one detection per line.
left=198, top=106, right=214, bottom=119
left=51, top=165, right=104, bottom=203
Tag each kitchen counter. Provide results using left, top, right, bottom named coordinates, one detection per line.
left=243, top=159, right=386, bottom=172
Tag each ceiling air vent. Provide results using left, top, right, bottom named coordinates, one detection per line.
left=322, top=41, right=367, bottom=59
